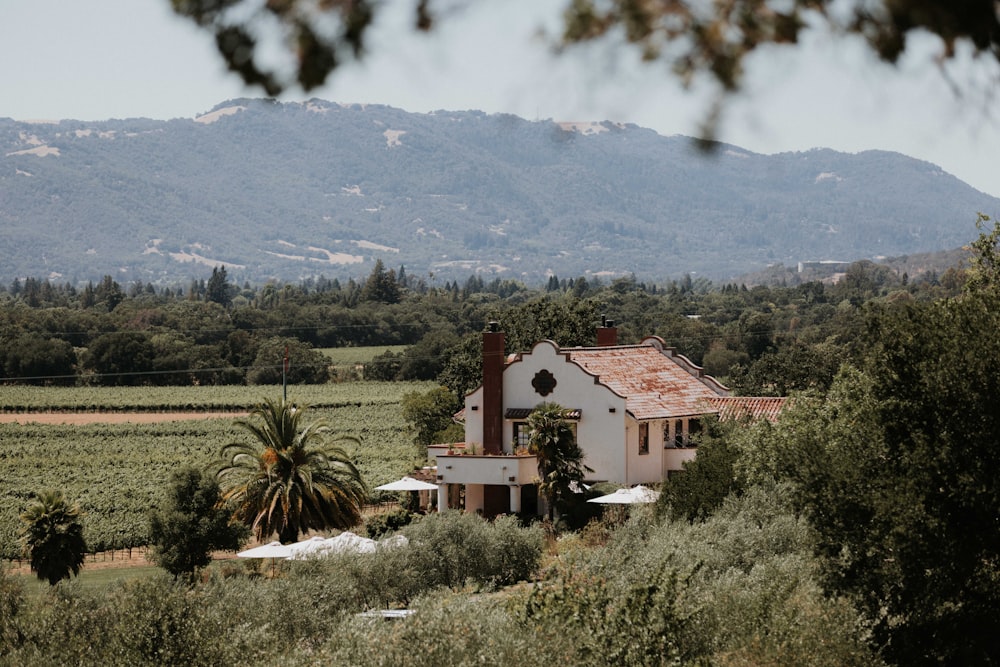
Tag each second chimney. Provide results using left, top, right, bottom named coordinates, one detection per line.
left=597, top=316, right=618, bottom=346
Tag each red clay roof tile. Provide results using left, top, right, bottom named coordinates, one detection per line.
left=707, top=396, right=789, bottom=422
left=565, top=344, right=726, bottom=420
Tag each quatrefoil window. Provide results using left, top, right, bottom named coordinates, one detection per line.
left=532, top=369, right=557, bottom=396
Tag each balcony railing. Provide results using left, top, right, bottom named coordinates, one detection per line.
left=663, top=446, right=697, bottom=471
left=434, top=452, right=538, bottom=486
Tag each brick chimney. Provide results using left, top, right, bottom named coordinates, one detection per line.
left=482, top=321, right=504, bottom=455
left=597, top=315, right=618, bottom=346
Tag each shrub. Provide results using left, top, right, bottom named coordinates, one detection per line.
left=402, top=511, right=543, bottom=590
left=7, top=581, right=115, bottom=666
left=523, top=569, right=695, bottom=666
left=102, top=577, right=233, bottom=666
left=305, top=591, right=537, bottom=666
left=562, top=486, right=882, bottom=665
left=364, top=508, right=415, bottom=539
left=0, top=567, right=24, bottom=653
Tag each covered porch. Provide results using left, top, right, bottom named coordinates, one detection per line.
left=434, top=451, right=539, bottom=516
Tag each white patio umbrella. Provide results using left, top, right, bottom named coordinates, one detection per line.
left=375, top=476, right=440, bottom=513
left=374, top=476, right=439, bottom=491
left=237, top=540, right=294, bottom=558
left=237, top=540, right=293, bottom=576
left=587, top=485, right=661, bottom=504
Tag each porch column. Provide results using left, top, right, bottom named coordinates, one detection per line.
left=437, top=483, right=448, bottom=512
left=509, top=485, right=521, bottom=513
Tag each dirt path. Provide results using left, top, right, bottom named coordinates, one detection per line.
left=0, top=412, right=247, bottom=425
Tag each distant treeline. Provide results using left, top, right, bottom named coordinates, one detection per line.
left=0, top=257, right=965, bottom=395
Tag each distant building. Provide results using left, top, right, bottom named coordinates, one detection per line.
left=797, top=260, right=851, bottom=273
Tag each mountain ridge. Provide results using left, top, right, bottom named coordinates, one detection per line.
left=2, top=98, right=997, bottom=286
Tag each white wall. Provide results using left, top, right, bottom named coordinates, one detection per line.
left=498, top=341, right=628, bottom=483
left=464, top=385, right=484, bottom=448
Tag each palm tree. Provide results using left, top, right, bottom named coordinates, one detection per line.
left=20, top=489, right=87, bottom=585
left=527, top=402, right=592, bottom=521
left=217, top=398, right=368, bottom=543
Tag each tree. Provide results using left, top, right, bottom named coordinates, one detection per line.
left=437, top=297, right=601, bottom=398
left=363, top=349, right=404, bottom=381
left=397, top=329, right=461, bottom=381
left=965, top=213, right=1000, bottom=292
left=19, top=490, right=87, bottom=586
left=657, top=418, right=741, bottom=522
left=205, top=265, right=234, bottom=307
left=401, top=386, right=463, bottom=449
left=360, top=259, right=402, bottom=304
left=217, top=398, right=368, bottom=543
left=246, top=337, right=330, bottom=385
left=728, top=340, right=843, bottom=396
left=94, top=275, right=124, bottom=311
left=0, top=333, right=76, bottom=385
left=148, top=466, right=248, bottom=580
left=170, top=0, right=1000, bottom=139
left=527, top=402, right=592, bottom=522
left=753, top=288, right=1000, bottom=664
left=82, top=331, right=156, bottom=385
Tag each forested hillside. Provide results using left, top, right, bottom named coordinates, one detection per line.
left=2, top=99, right=997, bottom=285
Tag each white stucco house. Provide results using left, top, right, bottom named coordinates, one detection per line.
left=429, top=321, right=785, bottom=516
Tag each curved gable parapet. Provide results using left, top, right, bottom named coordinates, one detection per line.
left=509, top=339, right=563, bottom=367
left=482, top=339, right=629, bottom=402
left=641, top=335, right=731, bottom=396
left=640, top=335, right=668, bottom=350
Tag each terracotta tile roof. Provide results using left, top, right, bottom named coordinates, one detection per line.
left=708, top=396, right=789, bottom=422
left=565, top=343, right=727, bottom=420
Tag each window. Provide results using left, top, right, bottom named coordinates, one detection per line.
left=512, top=422, right=530, bottom=449
left=639, top=422, right=649, bottom=455
left=674, top=420, right=684, bottom=448
left=688, top=419, right=702, bottom=446
left=663, top=421, right=675, bottom=448
left=512, top=420, right=576, bottom=452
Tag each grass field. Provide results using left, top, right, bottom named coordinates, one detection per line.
left=318, top=345, right=407, bottom=365
left=11, top=563, right=160, bottom=598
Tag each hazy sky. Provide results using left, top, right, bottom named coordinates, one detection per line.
left=2, top=0, right=998, bottom=199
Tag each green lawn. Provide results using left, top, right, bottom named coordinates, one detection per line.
left=319, top=345, right=407, bottom=365
left=12, top=564, right=160, bottom=598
